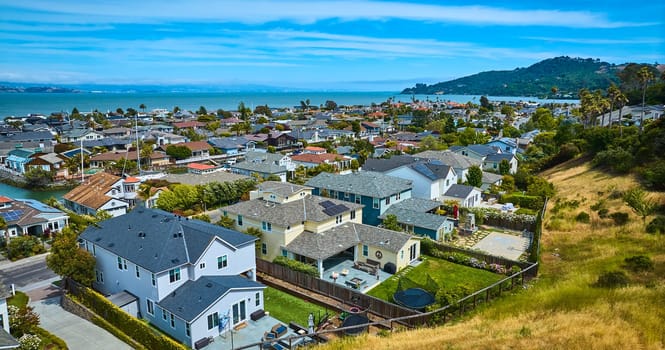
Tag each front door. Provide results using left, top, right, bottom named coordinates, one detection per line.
left=409, top=243, right=417, bottom=261
left=232, top=300, right=246, bottom=325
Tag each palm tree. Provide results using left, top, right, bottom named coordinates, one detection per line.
left=607, top=83, right=621, bottom=128
left=616, top=90, right=629, bottom=137
left=139, top=103, right=146, bottom=113
left=637, top=67, right=654, bottom=133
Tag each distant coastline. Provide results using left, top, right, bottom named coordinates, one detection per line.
left=0, top=91, right=578, bottom=119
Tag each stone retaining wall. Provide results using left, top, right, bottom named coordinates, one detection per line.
left=60, top=294, right=94, bottom=322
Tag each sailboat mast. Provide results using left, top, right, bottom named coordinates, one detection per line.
left=135, top=113, right=141, bottom=174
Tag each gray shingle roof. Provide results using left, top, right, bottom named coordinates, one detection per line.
left=0, top=328, right=19, bottom=349
left=222, top=195, right=363, bottom=227
left=409, top=162, right=452, bottom=181
left=80, top=208, right=256, bottom=273
left=256, top=181, right=312, bottom=197
left=285, top=223, right=415, bottom=260
left=485, top=153, right=515, bottom=162
left=362, top=155, right=418, bottom=172
left=305, top=171, right=412, bottom=198
left=444, top=184, right=480, bottom=199
left=231, top=151, right=289, bottom=174
left=380, top=206, right=448, bottom=231
left=414, top=150, right=481, bottom=169
left=389, top=197, right=441, bottom=213
left=158, top=275, right=264, bottom=322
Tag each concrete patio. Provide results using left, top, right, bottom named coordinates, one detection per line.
left=322, top=259, right=392, bottom=294
left=202, top=314, right=310, bottom=350
left=472, top=232, right=531, bottom=261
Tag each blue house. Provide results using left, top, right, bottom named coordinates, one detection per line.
left=5, top=147, right=37, bottom=174
left=486, top=137, right=518, bottom=155
left=305, top=171, right=412, bottom=226
left=379, top=198, right=455, bottom=241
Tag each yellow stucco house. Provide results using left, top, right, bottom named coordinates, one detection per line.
left=221, top=181, right=421, bottom=277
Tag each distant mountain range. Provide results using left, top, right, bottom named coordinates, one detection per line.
left=401, top=56, right=624, bottom=98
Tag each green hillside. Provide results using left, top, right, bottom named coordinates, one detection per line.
left=402, top=56, right=621, bottom=97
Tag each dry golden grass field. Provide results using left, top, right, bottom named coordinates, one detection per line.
left=318, top=160, right=665, bottom=350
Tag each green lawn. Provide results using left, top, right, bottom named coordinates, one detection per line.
left=264, top=287, right=335, bottom=326
left=8, top=291, right=28, bottom=308
left=367, top=256, right=504, bottom=301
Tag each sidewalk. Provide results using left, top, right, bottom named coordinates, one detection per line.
left=30, top=296, right=132, bottom=350
left=0, top=252, right=50, bottom=269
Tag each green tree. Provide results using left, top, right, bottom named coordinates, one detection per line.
left=46, top=227, right=96, bottom=286
left=238, top=102, right=251, bottom=121
left=216, top=216, right=236, bottom=229
left=500, top=105, right=515, bottom=119
left=466, top=166, right=482, bottom=187
left=623, top=187, right=657, bottom=225
left=139, top=103, right=146, bottom=112
left=382, top=214, right=402, bottom=231
left=498, top=159, right=511, bottom=175
left=325, top=100, right=338, bottom=110
left=637, top=67, right=655, bottom=133
left=253, top=105, right=272, bottom=117
left=531, top=107, right=557, bottom=131
left=23, top=167, right=54, bottom=188
left=165, top=144, right=192, bottom=160
left=197, top=106, right=208, bottom=115
left=458, top=127, right=489, bottom=146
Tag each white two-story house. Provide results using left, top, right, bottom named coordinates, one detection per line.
left=79, top=207, right=264, bottom=349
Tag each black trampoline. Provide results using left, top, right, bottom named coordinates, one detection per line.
left=341, top=314, right=369, bottom=336
left=393, top=288, right=435, bottom=310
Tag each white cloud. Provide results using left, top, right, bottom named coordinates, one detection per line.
left=5, top=0, right=652, bottom=28
left=523, top=36, right=664, bottom=45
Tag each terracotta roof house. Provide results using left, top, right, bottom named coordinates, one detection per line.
left=62, top=172, right=132, bottom=217
left=0, top=196, right=69, bottom=239
left=222, top=181, right=420, bottom=278
left=173, top=121, right=206, bottom=130
left=290, top=153, right=353, bottom=170
left=187, top=163, right=217, bottom=175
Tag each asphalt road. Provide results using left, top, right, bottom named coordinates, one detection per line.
left=0, top=254, right=57, bottom=289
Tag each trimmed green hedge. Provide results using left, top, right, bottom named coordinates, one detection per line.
left=500, top=193, right=544, bottom=211
left=71, top=285, right=187, bottom=350
left=32, top=327, right=69, bottom=350
left=273, top=256, right=319, bottom=276
left=90, top=315, right=147, bottom=350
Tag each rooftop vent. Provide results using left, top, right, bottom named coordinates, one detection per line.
left=154, top=253, right=158, bottom=259
left=205, top=283, right=213, bottom=288
left=95, top=237, right=101, bottom=242
left=152, top=214, right=158, bottom=218
left=108, top=243, right=114, bottom=247
left=172, top=233, right=177, bottom=238
left=138, top=232, right=145, bottom=238
left=178, top=232, right=183, bottom=237
left=171, top=258, right=179, bottom=263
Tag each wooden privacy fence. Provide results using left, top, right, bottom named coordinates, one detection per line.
left=256, top=259, right=420, bottom=322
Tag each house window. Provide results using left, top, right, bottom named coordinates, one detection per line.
left=117, top=256, right=123, bottom=270
left=396, top=192, right=400, bottom=200
left=95, top=270, right=104, bottom=283
left=401, top=250, right=404, bottom=259
left=329, top=190, right=336, bottom=198
left=385, top=196, right=391, bottom=205
left=261, top=243, right=267, bottom=255
left=372, top=198, right=379, bottom=209
left=344, top=192, right=350, bottom=200
left=350, top=210, right=356, bottom=220
left=237, top=215, right=243, bottom=226
left=135, top=265, right=140, bottom=278
left=362, top=245, right=368, bottom=257
left=255, top=292, right=261, bottom=307
left=200, top=262, right=206, bottom=269
left=0, top=314, right=3, bottom=329
left=207, top=312, right=219, bottom=330
left=281, top=249, right=288, bottom=257
left=162, top=309, right=168, bottom=321
left=169, top=267, right=181, bottom=283
left=336, top=215, right=342, bottom=224
left=217, top=255, right=228, bottom=269
left=355, top=194, right=361, bottom=204
left=151, top=273, right=156, bottom=287
left=262, top=221, right=272, bottom=231
left=170, top=313, right=175, bottom=329
left=147, top=299, right=154, bottom=316
left=186, top=323, right=191, bottom=337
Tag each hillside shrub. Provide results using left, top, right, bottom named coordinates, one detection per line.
left=597, top=208, right=610, bottom=218
left=7, top=236, right=46, bottom=260
left=575, top=212, right=590, bottom=223
left=595, top=270, right=629, bottom=288
left=623, top=255, right=654, bottom=272
left=515, top=208, right=537, bottom=216
left=273, top=256, right=319, bottom=277
left=610, top=212, right=630, bottom=225
left=645, top=216, right=665, bottom=234
left=500, top=193, right=544, bottom=211
left=641, top=160, right=665, bottom=190
left=593, top=147, right=633, bottom=173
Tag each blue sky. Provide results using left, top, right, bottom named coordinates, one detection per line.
left=0, top=0, right=663, bottom=90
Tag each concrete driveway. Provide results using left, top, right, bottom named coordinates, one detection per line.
left=30, top=296, right=132, bottom=350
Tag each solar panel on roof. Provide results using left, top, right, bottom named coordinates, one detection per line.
left=0, top=210, right=24, bottom=221
left=319, top=200, right=335, bottom=209
left=413, top=163, right=437, bottom=180
left=323, top=204, right=349, bottom=216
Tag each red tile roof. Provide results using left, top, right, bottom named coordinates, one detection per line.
left=0, top=196, right=12, bottom=203
left=182, top=141, right=212, bottom=151
left=187, top=163, right=216, bottom=170
left=124, top=176, right=140, bottom=183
